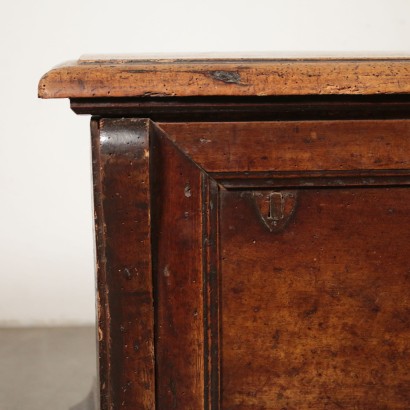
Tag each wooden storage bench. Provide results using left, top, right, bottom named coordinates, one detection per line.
left=40, top=56, right=410, bottom=409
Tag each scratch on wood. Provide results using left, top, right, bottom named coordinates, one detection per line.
left=184, top=183, right=192, bottom=198
left=164, top=265, right=170, bottom=277
left=123, top=268, right=132, bottom=280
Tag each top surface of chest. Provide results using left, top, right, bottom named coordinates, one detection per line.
left=39, top=54, right=410, bottom=99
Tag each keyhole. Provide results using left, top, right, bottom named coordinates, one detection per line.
left=268, top=192, right=284, bottom=221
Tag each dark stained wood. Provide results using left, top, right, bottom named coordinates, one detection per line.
left=150, top=124, right=221, bottom=409
left=70, top=95, right=410, bottom=120
left=40, top=56, right=410, bottom=410
left=92, top=118, right=156, bottom=409
left=39, top=57, right=410, bottom=99
left=151, top=124, right=206, bottom=409
left=220, top=187, right=410, bottom=409
left=212, top=170, right=410, bottom=189
left=202, top=176, right=221, bottom=410
left=160, top=120, right=410, bottom=173
left=150, top=118, right=410, bottom=409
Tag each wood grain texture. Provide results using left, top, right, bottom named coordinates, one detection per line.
left=91, top=116, right=410, bottom=410
left=160, top=120, right=410, bottom=173
left=92, top=118, right=155, bottom=410
left=90, top=116, right=410, bottom=409
left=44, top=53, right=410, bottom=409
left=39, top=57, right=410, bottom=99
left=202, top=177, right=221, bottom=410
left=151, top=125, right=206, bottom=409
left=220, top=188, right=410, bottom=409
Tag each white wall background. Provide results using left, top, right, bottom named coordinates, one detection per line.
left=1, top=0, right=409, bottom=326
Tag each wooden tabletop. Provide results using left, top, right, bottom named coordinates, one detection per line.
left=38, top=54, right=410, bottom=99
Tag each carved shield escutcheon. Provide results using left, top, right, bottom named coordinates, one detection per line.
left=252, top=190, right=298, bottom=232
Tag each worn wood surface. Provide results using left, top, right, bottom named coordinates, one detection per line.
left=91, top=116, right=410, bottom=409
left=150, top=124, right=207, bottom=409
left=92, top=118, right=156, bottom=409
left=220, top=187, right=410, bottom=409
left=150, top=123, right=221, bottom=410
left=39, top=57, right=410, bottom=99
left=155, top=119, right=410, bottom=408
left=40, top=55, right=410, bottom=408
left=160, top=120, right=410, bottom=173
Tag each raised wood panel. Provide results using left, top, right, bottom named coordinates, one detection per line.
left=220, top=188, right=410, bottom=409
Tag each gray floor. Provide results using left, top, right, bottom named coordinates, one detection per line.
left=0, top=327, right=96, bottom=410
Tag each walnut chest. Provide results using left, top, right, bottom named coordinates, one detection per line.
left=40, top=55, right=410, bottom=409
